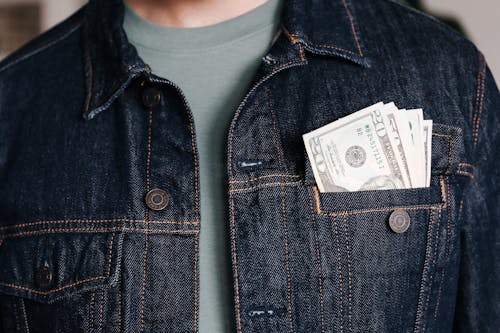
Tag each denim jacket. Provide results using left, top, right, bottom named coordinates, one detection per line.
left=0, top=0, right=498, bottom=332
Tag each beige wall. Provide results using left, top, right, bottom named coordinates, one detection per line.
left=424, top=0, right=500, bottom=82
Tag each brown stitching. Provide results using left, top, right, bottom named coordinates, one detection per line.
left=0, top=276, right=107, bottom=296
left=318, top=202, right=443, bottom=217
left=472, top=54, right=487, bottom=146
left=333, top=215, right=345, bottom=332
left=89, top=291, right=96, bottom=331
left=456, top=170, right=474, bottom=178
left=270, top=87, right=294, bottom=331
left=472, top=53, right=484, bottom=134
left=106, top=233, right=115, bottom=276
left=98, top=289, right=104, bottom=333
left=0, top=219, right=198, bottom=231
left=342, top=213, right=353, bottom=333
left=433, top=211, right=441, bottom=320
left=229, top=194, right=242, bottom=332
left=193, top=232, right=199, bottom=333
left=285, top=32, right=307, bottom=61
left=0, top=233, right=115, bottom=295
left=3, top=228, right=198, bottom=239
left=141, top=108, right=153, bottom=333
left=414, top=203, right=438, bottom=332
left=229, top=180, right=302, bottom=193
left=308, top=188, right=326, bottom=333
left=289, top=31, right=359, bottom=56
left=458, top=162, right=475, bottom=170
left=431, top=133, right=451, bottom=138
left=434, top=176, right=453, bottom=319
left=316, top=44, right=359, bottom=56
left=148, top=220, right=198, bottom=225
left=439, top=176, right=448, bottom=209
left=229, top=174, right=301, bottom=184
left=287, top=32, right=299, bottom=44
left=422, top=209, right=438, bottom=328
left=117, top=271, right=122, bottom=333
left=127, top=64, right=141, bottom=72
left=313, top=184, right=446, bottom=217
left=314, top=186, right=322, bottom=214
left=341, top=0, right=363, bottom=56
left=298, top=43, right=306, bottom=61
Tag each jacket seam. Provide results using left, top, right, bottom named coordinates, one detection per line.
left=229, top=174, right=301, bottom=184
left=193, top=232, right=199, bottom=333
left=0, top=233, right=115, bottom=295
left=268, top=86, right=295, bottom=331
left=342, top=212, right=353, bottom=332
left=414, top=205, right=441, bottom=333
left=433, top=176, right=453, bottom=319
left=333, top=214, right=345, bottom=332
left=308, top=187, right=326, bottom=333
left=0, top=219, right=199, bottom=231
left=140, top=107, right=153, bottom=332
left=313, top=176, right=448, bottom=217
left=472, top=52, right=487, bottom=147
left=341, top=0, right=363, bottom=56
left=2, top=228, right=198, bottom=239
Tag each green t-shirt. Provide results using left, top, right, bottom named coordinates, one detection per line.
left=123, top=1, right=284, bottom=331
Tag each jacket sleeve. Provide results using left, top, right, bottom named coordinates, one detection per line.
left=453, top=53, right=500, bottom=332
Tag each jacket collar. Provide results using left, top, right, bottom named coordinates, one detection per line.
left=82, top=0, right=369, bottom=120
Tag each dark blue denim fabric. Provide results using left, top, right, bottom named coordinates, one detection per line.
left=0, top=0, right=498, bottom=332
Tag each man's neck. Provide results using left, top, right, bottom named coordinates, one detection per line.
left=124, top=0, right=270, bottom=28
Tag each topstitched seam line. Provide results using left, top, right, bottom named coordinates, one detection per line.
left=308, top=188, right=326, bottom=333
left=333, top=214, right=345, bottom=333
left=270, top=87, right=295, bottom=332
left=0, top=233, right=115, bottom=295
left=141, top=107, right=153, bottom=332
left=0, top=219, right=199, bottom=231
left=229, top=174, right=301, bottom=184
left=341, top=0, right=363, bottom=56
left=472, top=53, right=487, bottom=147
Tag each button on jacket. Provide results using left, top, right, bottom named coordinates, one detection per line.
left=0, top=0, right=498, bottom=332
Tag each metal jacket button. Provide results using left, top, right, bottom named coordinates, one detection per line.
left=142, top=87, right=161, bottom=108
left=388, top=209, right=411, bottom=233
left=35, top=265, right=53, bottom=289
left=145, top=188, right=169, bottom=211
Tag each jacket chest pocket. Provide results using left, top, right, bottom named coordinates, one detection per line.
left=0, top=231, right=123, bottom=332
left=304, top=123, right=463, bottom=333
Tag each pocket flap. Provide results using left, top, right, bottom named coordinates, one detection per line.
left=304, top=123, right=464, bottom=186
left=0, top=232, right=122, bottom=304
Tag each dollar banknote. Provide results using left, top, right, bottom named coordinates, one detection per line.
left=303, top=102, right=432, bottom=192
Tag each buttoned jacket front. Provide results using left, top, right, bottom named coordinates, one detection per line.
left=0, top=0, right=498, bottom=332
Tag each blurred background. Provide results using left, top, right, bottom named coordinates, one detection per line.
left=0, top=0, right=498, bottom=80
